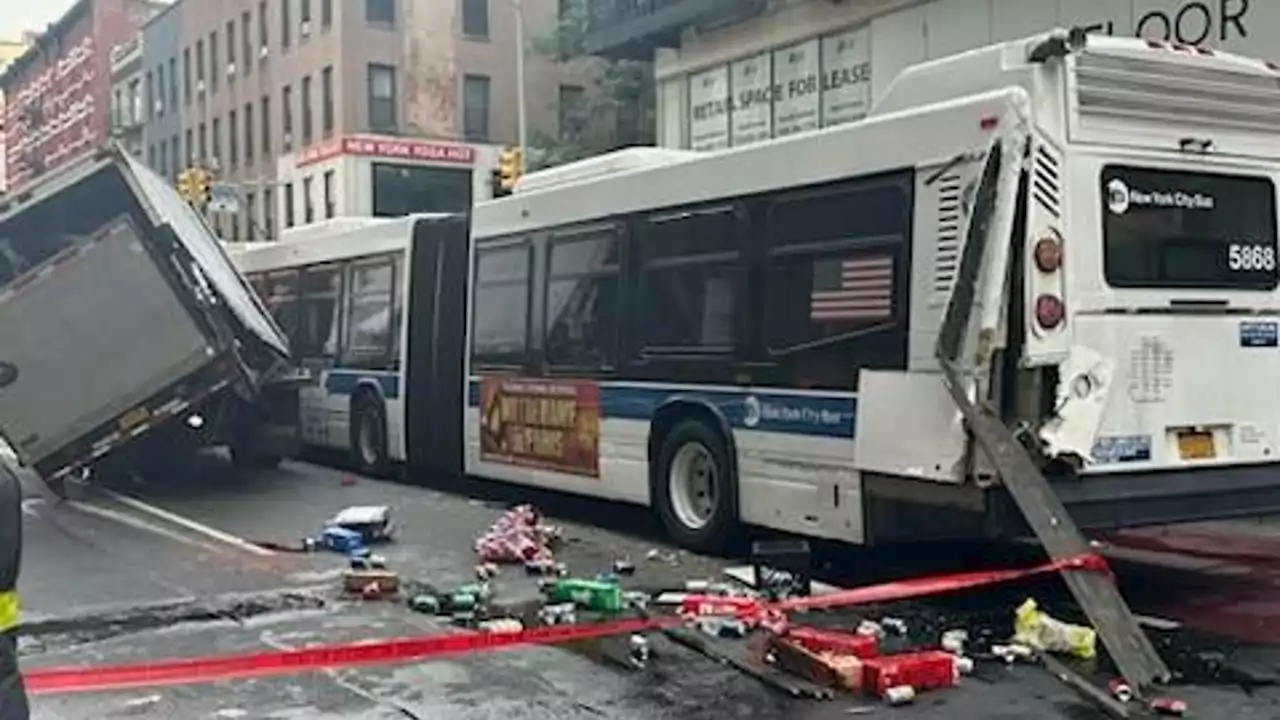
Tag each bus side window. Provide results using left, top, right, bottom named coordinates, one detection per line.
left=264, top=269, right=301, bottom=349
left=544, top=226, right=621, bottom=371
left=764, top=179, right=911, bottom=390
left=639, top=206, right=741, bottom=353
left=471, top=238, right=531, bottom=368
left=298, top=264, right=343, bottom=363
left=343, top=258, right=395, bottom=370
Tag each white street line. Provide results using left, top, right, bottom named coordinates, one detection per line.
left=66, top=501, right=225, bottom=555
left=103, top=490, right=276, bottom=557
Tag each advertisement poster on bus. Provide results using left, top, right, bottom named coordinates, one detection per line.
left=479, top=377, right=601, bottom=477
left=820, top=27, right=873, bottom=126
left=772, top=39, right=821, bottom=138
left=688, top=66, right=731, bottom=151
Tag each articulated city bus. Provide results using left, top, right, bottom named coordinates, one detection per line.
left=235, top=29, right=1280, bottom=552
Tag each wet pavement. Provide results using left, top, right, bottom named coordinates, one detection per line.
left=12, top=456, right=1280, bottom=718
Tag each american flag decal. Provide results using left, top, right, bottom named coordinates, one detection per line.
left=809, top=255, right=894, bottom=322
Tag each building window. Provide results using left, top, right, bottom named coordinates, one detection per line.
left=198, top=122, right=207, bottom=161
left=303, top=176, right=315, bottom=223
left=366, top=0, right=394, bottom=25
left=244, top=103, right=255, bottom=166
left=182, top=47, right=192, bottom=105
left=171, top=136, right=180, bottom=178
left=145, top=71, right=154, bottom=119
left=226, top=20, right=237, bottom=74
left=212, top=117, right=222, bottom=165
left=168, top=57, right=177, bottom=109
left=284, top=182, right=295, bottom=228
left=259, top=1, right=269, bottom=51
left=301, top=0, right=312, bottom=24
left=261, top=95, right=272, bottom=155
left=323, top=170, right=335, bottom=218
left=463, top=74, right=490, bottom=141
left=281, top=0, right=292, bottom=48
left=195, top=39, right=205, bottom=89
left=147, top=144, right=155, bottom=170
left=242, top=11, right=253, bottom=75
left=321, top=65, right=334, bottom=137
left=155, top=64, right=165, bottom=115
left=263, top=187, right=275, bottom=239
left=228, top=109, right=239, bottom=168
left=158, top=142, right=168, bottom=179
left=209, top=31, right=219, bottom=91
left=282, top=85, right=293, bottom=147
left=367, top=64, right=396, bottom=132
left=301, top=75, right=313, bottom=145
left=559, top=84, right=585, bottom=142
left=321, top=0, right=333, bottom=27
left=461, top=0, right=489, bottom=37
left=184, top=129, right=194, bottom=166
left=113, top=88, right=122, bottom=128
left=246, top=192, right=257, bottom=241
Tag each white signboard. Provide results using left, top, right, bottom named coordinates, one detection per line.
left=688, top=66, right=730, bottom=151
left=729, top=53, right=773, bottom=147
left=772, top=39, right=821, bottom=138
left=821, top=28, right=873, bottom=126
left=207, top=182, right=240, bottom=213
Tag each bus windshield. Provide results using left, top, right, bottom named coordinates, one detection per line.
left=1101, top=165, right=1278, bottom=291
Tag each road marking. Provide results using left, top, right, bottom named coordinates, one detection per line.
left=103, top=491, right=276, bottom=557
left=65, top=501, right=225, bottom=555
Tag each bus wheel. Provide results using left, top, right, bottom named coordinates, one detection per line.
left=653, top=419, right=738, bottom=554
left=351, top=394, right=390, bottom=477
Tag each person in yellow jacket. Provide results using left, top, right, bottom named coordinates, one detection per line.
left=0, top=460, right=28, bottom=720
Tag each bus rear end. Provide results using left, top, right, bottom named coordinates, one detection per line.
left=1032, top=37, right=1280, bottom=526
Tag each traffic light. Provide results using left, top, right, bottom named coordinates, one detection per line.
left=177, top=166, right=213, bottom=208
left=495, top=146, right=523, bottom=197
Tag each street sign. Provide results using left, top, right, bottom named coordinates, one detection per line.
left=206, top=182, right=240, bottom=214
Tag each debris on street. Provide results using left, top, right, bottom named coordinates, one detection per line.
left=475, top=505, right=561, bottom=564
left=1150, top=697, right=1188, bottom=716
left=1012, top=597, right=1098, bottom=660
left=327, top=505, right=395, bottom=544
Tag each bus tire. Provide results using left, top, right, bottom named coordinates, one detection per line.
left=351, top=393, right=390, bottom=477
left=652, top=419, right=738, bottom=554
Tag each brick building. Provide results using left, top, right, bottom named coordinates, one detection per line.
left=0, top=0, right=165, bottom=191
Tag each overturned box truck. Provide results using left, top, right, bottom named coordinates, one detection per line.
left=0, top=146, right=299, bottom=493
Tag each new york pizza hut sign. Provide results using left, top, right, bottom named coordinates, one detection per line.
left=296, top=134, right=476, bottom=168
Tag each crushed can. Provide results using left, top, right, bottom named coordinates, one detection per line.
left=628, top=634, right=651, bottom=667
left=1150, top=698, right=1188, bottom=716
left=952, top=656, right=974, bottom=677
left=1108, top=679, right=1133, bottom=703
left=302, top=537, right=319, bottom=552
left=612, top=559, right=636, bottom=576
left=884, top=685, right=916, bottom=706
left=623, top=591, right=650, bottom=611
left=940, top=629, right=968, bottom=655
left=408, top=594, right=441, bottom=615
left=448, top=592, right=478, bottom=613
left=880, top=617, right=907, bottom=635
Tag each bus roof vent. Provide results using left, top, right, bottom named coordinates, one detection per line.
left=515, top=147, right=698, bottom=194
left=1073, top=49, right=1280, bottom=134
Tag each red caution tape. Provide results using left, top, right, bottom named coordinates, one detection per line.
left=22, top=552, right=1109, bottom=695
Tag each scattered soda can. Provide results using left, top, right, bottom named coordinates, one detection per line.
left=1150, top=698, right=1187, bottom=716
left=628, top=634, right=651, bottom=667
left=350, top=557, right=371, bottom=570
left=623, top=591, right=650, bottom=610
left=368, top=555, right=387, bottom=569
left=856, top=620, right=885, bottom=639
left=991, top=644, right=1034, bottom=663
left=408, top=594, right=440, bottom=615
left=476, top=564, right=495, bottom=581
left=952, top=656, right=975, bottom=677
left=449, top=592, right=478, bottom=612
left=685, top=580, right=710, bottom=592
left=613, top=559, right=636, bottom=576
left=450, top=611, right=477, bottom=627
left=884, top=685, right=916, bottom=706
left=941, top=629, right=968, bottom=655
left=479, top=618, right=524, bottom=634
left=1108, top=679, right=1134, bottom=703
left=360, top=582, right=384, bottom=600
left=302, top=537, right=319, bottom=552
left=880, top=617, right=907, bottom=635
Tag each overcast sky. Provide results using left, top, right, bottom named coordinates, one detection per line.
left=0, top=2, right=78, bottom=42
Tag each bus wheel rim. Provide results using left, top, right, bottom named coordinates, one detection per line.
left=669, top=442, right=717, bottom=531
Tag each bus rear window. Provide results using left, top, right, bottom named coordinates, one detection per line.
left=1102, top=166, right=1278, bottom=290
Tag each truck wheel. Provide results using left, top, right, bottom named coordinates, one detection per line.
left=351, top=394, right=390, bottom=477
left=652, top=419, right=738, bottom=554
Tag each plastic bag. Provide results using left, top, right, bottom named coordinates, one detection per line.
left=1012, top=598, right=1097, bottom=660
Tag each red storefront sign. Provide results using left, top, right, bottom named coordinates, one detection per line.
left=296, top=134, right=477, bottom=168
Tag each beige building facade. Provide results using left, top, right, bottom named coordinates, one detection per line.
left=144, top=0, right=590, bottom=240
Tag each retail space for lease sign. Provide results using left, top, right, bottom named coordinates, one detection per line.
left=688, top=26, right=872, bottom=151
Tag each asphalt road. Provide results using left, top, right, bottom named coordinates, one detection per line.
left=12, top=456, right=1280, bottom=719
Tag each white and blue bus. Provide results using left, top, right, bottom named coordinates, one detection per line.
left=235, top=30, right=1280, bottom=553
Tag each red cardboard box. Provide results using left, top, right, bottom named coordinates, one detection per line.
left=786, top=627, right=879, bottom=659
left=862, top=651, right=956, bottom=697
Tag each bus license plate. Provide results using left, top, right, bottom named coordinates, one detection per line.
left=1176, top=431, right=1215, bottom=460
left=118, top=406, right=151, bottom=432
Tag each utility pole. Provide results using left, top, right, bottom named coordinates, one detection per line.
left=509, top=0, right=527, bottom=172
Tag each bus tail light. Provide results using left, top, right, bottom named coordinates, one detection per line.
left=1035, top=294, right=1065, bottom=329
left=1033, top=233, right=1062, bottom=273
